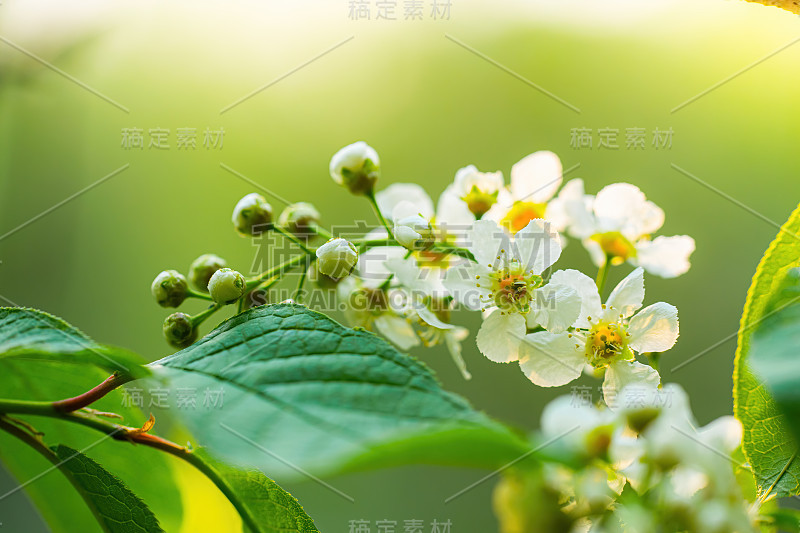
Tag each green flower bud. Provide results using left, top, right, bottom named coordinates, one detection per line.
left=315, top=238, right=358, bottom=279
left=278, top=202, right=321, bottom=238
left=151, top=270, right=188, bottom=308
left=189, top=254, right=227, bottom=292
left=329, top=141, right=380, bottom=196
left=208, top=268, right=246, bottom=305
left=232, top=193, right=273, bottom=235
left=163, top=312, right=197, bottom=348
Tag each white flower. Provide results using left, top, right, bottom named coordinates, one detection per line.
left=336, top=275, right=419, bottom=351
left=376, top=184, right=467, bottom=294
left=558, top=181, right=695, bottom=278
left=444, top=219, right=580, bottom=363
left=540, top=395, right=616, bottom=459
left=315, top=238, right=359, bottom=279
left=518, top=267, right=678, bottom=401
left=328, top=141, right=380, bottom=195
left=386, top=254, right=471, bottom=379
left=483, top=151, right=565, bottom=235
left=450, top=165, right=504, bottom=219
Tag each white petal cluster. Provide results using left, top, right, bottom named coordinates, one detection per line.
left=555, top=180, right=695, bottom=278
left=331, top=146, right=693, bottom=396
left=518, top=267, right=678, bottom=401
left=523, top=384, right=756, bottom=532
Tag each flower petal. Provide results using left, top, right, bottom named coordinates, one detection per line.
left=510, top=150, right=563, bottom=204
left=593, top=183, right=648, bottom=233
left=416, top=306, right=454, bottom=330
left=518, top=331, right=585, bottom=387
left=633, top=235, right=695, bottom=278
left=376, top=183, right=434, bottom=220
left=476, top=310, right=526, bottom=363
left=698, top=416, right=742, bottom=453
left=443, top=263, right=490, bottom=311
left=540, top=395, right=609, bottom=443
left=445, top=327, right=472, bottom=380
left=546, top=178, right=593, bottom=235
left=529, top=283, right=581, bottom=333
left=468, top=219, right=511, bottom=268
left=357, top=246, right=407, bottom=289
left=602, top=360, right=660, bottom=406
left=374, top=315, right=420, bottom=351
left=513, top=219, right=562, bottom=274
left=628, top=302, right=679, bottom=353
left=549, top=269, right=602, bottom=329
left=436, top=185, right=475, bottom=244
left=603, top=267, right=645, bottom=321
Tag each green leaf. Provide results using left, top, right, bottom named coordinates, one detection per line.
left=0, top=308, right=183, bottom=532
left=150, top=303, right=530, bottom=479
left=749, top=268, right=800, bottom=476
left=734, top=203, right=800, bottom=498
left=0, top=307, right=149, bottom=378
left=51, top=445, right=164, bottom=533
left=190, top=448, right=319, bottom=533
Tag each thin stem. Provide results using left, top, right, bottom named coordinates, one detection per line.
left=595, top=255, right=613, bottom=295
left=185, top=288, right=213, bottom=301
left=293, top=261, right=309, bottom=302
left=191, top=303, right=222, bottom=327
left=431, top=242, right=475, bottom=262
left=274, top=225, right=314, bottom=255
left=353, top=237, right=397, bottom=247
left=309, top=224, right=334, bottom=240
left=52, top=373, right=133, bottom=414
left=246, top=254, right=309, bottom=290
left=0, top=404, right=262, bottom=533
left=0, top=416, right=112, bottom=530
left=365, top=190, right=394, bottom=238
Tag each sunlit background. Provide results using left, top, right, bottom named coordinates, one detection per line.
left=1, top=0, right=800, bottom=530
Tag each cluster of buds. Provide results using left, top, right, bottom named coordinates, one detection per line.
left=149, top=151, right=378, bottom=348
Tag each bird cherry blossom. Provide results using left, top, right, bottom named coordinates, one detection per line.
left=518, top=267, right=678, bottom=401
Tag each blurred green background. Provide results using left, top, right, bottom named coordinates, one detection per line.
left=1, top=0, right=800, bottom=530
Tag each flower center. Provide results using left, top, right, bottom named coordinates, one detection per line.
left=461, top=186, right=498, bottom=219
left=484, top=261, right=542, bottom=313
left=590, top=231, right=637, bottom=264
left=586, top=321, right=627, bottom=366
left=500, top=201, right=547, bottom=234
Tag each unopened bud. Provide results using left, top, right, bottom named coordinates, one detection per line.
left=163, top=312, right=197, bottom=348
left=278, top=202, right=321, bottom=238
left=232, top=193, right=273, bottom=235
left=189, top=254, right=227, bottom=292
left=329, top=141, right=380, bottom=196
left=151, top=270, right=188, bottom=308
left=208, top=268, right=246, bottom=305
left=394, top=214, right=435, bottom=250
left=315, top=238, right=358, bottom=279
